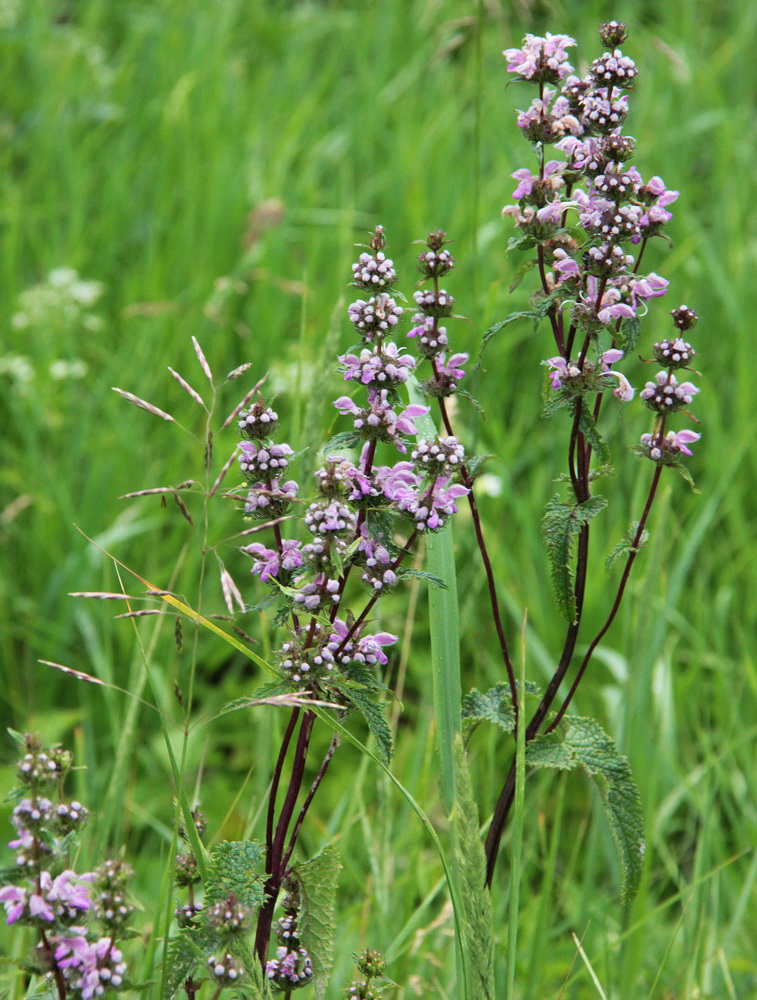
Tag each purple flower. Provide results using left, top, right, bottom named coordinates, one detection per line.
left=335, top=391, right=428, bottom=452
left=55, top=936, right=127, bottom=999
left=327, top=619, right=397, bottom=666
left=640, top=371, right=700, bottom=411
left=347, top=292, right=403, bottom=339
left=244, top=543, right=279, bottom=581
left=266, top=946, right=313, bottom=986
left=338, top=343, right=416, bottom=387
left=244, top=478, right=298, bottom=516
left=0, top=884, right=30, bottom=924
left=504, top=32, right=576, bottom=83
left=238, top=441, right=293, bottom=479
left=640, top=429, right=701, bottom=462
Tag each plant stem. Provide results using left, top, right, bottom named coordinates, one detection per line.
left=548, top=465, right=662, bottom=730
left=255, top=710, right=315, bottom=967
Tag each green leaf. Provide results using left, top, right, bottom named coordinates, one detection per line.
left=670, top=459, right=699, bottom=492
left=205, top=840, right=266, bottom=912
left=508, top=256, right=539, bottom=293
left=618, top=315, right=642, bottom=354
left=397, top=566, right=448, bottom=588
left=330, top=673, right=393, bottom=765
left=578, top=405, right=610, bottom=464
left=162, top=931, right=205, bottom=1000
left=542, top=495, right=608, bottom=622
left=453, top=736, right=495, bottom=1000
left=462, top=682, right=540, bottom=741
left=322, top=430, right=362, bottom=454
left=605, top=521, right=649, bottom=573
left=478, top=312, right=537, bottom=362
left=527, top=716, right=645, bottom=902
left=293, top=845, right=342, bottom=1000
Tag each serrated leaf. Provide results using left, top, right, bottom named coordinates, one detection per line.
left=453, top=736, right=495, bottom=1000
left=542, top=495, right=608, bottom=622
left=462, top=684, right=515, bottom=735
left=508, top=256, right=539, bottom=293
left=205, top=841, right=266, bottom=912
left=478, top=312, right=537, bottom=361
left=618, top=315, right=641, bottom=354
left=506, top=233, right=540, bottom=253
left=162, top=931, right=205, bottom=1000
left=578, top=405, right=611, bottom=464
left=322, top=431, right=362, bottom=454
left=330, top=673, right=393, bottom=765
left=605, top=522, right=649, bottom=574
left=397, top=566, right=448, bottom=588
left=461, top=453, right=492, bottom=481
left=462, top=682, right=540, bottom=741
left=670, top=460, right=699, bottom=492
left=293, top=846, right=341, bottom=1000
left=527, top=716, right=645, bottom=902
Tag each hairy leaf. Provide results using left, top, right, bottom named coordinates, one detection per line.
left=397, top=566, right=448, bottom=588
left=462, top=682, right=540, bottom=741
left=205, top=840, right=266, bottom=912
left=162, top=931, right=205, bottom=1000
left=453, top=736, right=495, bottom=1000
left=508, top=256, right=539, bottom=293
left=322, top=430, right=362, bottom=454
left=527, top=716, right=645, bottom=901
left=478, top=312, right=537, bottom=362
left=605, top=521, right=649, bottom=573
left=542, top=495, right=608, bottom=622
left=578, top=405, right=610, bottom=464
left=330, top=673, right=393, bottom=765
left=294, top=846, right=342, bottom=1000
left=618, top=315, right=642, bottom=354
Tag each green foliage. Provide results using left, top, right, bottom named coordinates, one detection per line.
left=527, top=717, right=645, bottom=903
left=292, top=846, right=342, bottom=1000
left=461, top=681, right=540, bottom=740
left=577, top=404, right=611, bottom=464
left=163, top=933, right=205, bottom=1000
left=205, top=841, right=266, bottom=912
left=1, top=1, right=754, bottom=996
left=618, top=315, right=642, bottom=355
left=542, top=494, right=608, bottom=622
left=605, top=521, right=649, bottom=573
left=329, top=670, right=394, bottom=766
left=453, top=735, right=495, bottom=1000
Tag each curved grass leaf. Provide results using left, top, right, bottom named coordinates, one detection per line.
left=542, top=495, right=608, bottom=622
left=527, top=716, right=645, bottom=902
left=453, top=735, right=495, bottom=1000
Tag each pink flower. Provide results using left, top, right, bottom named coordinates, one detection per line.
left=504, top=32, right=576, bottom=82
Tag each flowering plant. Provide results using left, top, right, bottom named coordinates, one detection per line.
left=2, top=22, right=703, bottom=1000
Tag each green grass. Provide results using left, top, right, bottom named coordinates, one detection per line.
left=1, top=0, right=756, bottom=997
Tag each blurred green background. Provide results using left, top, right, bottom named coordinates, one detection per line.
left=1, top=0, right=755, bottom=997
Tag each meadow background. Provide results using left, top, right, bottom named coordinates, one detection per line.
left=1, top=0, right=755, bottom=997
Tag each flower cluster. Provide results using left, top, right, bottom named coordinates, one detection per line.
left=503, top=24, right=701, bottom=467
left=503, top=25, right=675, bottom=325
left=0, top=734, right=132, bottom=1000
left=344, top=948, right=388, bottom=1000
left=639, top=306, right=701, bottom=463
left=236, top=227, right=470, bottom=691
left=265, top=883, right=313, bottom=990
